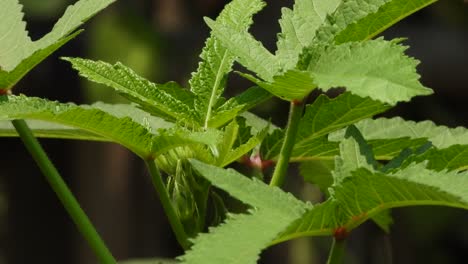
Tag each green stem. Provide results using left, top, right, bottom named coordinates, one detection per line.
left=326, top=238, right=346, bottom=264
left=269, top=100, right=305, bottom=187
left=11, top=119, right=116, bottom=264
left=145, top=159, right=190, bottom=249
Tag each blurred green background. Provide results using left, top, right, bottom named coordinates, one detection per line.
left=0, top=0, right=467, bottom=263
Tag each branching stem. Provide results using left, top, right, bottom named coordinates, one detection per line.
left=11, top=119, right=116, bottom=264
left=269, top=99, right=305, bottom=187
left=145, top=159, right=191, bottom=249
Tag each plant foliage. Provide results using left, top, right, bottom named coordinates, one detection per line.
left=0, top=0, right=466, bottom=263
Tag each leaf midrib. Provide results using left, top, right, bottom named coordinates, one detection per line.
left=204, top=50, right=229, bottom=128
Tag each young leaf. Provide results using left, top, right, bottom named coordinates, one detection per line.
left=305, top=39, right=432, bottom=105
left=190, top=0, right=266, bottom=127
left=182, top=160, right=309, bottom=264
left=276, top=0, right=341, bottom=69
left=208, top=86, right=271, bottom=128
left=204, top=18, right=280, bottom=82
left=219, top=127, right=267, bottom=167
left=313, top=0, right=395, bottom=44
left=0, top=0, right=116, bottom=89
left=274, top=164, right=468, bottom=244
left=64, top=58, right=199, bottom=124
left=297, top=0, right=439, bottom=76
left=239, top=70, right=317, bottom=101
left=330, top=117, right=468, bottom=149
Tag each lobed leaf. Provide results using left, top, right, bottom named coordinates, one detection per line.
left=0, top=0, right=116, bottom=89
left=306, top=39, right=432, bottom=105
left=204, top=18, right=280, bottom=82
left=190, top=0, right=266, bottom=127
left=0, top=102, right=173, bottom=141
left=182, top=160, right=309, bottom=264
left=0, top=95, right=211, bottom=159
left=276, top=0, right=341, bottom=69
left=208, top=86, right=271, bottom=128
left=275, top=164, right=468, bottom=244
left=64, top=58, right=199, bottom=124
left=266, top=92, right=389, bottom=160
left=330, top=117, right=468, bottom=149
left=314, top=0, right=394, bottom=44
left=398, top=145, right=468, bottom=172
left=334, top=0, right=438, bottom=44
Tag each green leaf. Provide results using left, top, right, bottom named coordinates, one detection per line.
left=240, top=70, right=317, bottom=101
left=289, top=136, right=427, bottom=163
left=204, top=18, right=280, bottom=82
left=0, top=119, right=106, bottom=141
left=0, top=95, right=211, bottom=159
left=298, top=92, right=389, bottom=141
left=0, top=0, right=116, bottom=89
left=219, top=127, right=267, bottom=167
left=274, top=164, right=468, bottom=244
left=182, top=160, right=308, bottom=264
left=0, top=102, right=174, bottom=141
left=190, top=0, right=266, bottom=127
left=267, top=92, right=389, bottom=160
left=334, top=0, right=438, bottom=44
left=333, top=125, right=392, bottom=231
left=333, top=125, right=376, bottom=182
left=306, top=39, right=432, bottom=105
left=208, top=86, right=271, bottom=128
left=400, top=145, right=468, bottom=172
left=314, top=0, right=394, bottom=44
left=64, top=58, right=198, bottom=124
left=276, top=0, right=341, bottom=69
left=330, top=117, right=468, bottom=149
left=0, top=31, right=81, bottom=89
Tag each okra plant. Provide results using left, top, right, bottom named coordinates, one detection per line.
left=0, top=0, right=467, bottom=263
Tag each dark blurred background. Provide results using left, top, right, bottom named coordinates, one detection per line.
left=0, top=0, right=467, bottom=263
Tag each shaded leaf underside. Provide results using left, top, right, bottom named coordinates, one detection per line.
left=275, top=164, right=468, bottom=244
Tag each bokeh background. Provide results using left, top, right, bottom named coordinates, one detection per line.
left=0, top=0, right=467, bottom=263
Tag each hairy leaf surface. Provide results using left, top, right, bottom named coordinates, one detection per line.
left=64, top=58, right=198, bottom=124
left=334, top=0, right=438, bottom=43
left=307, top=39, right=432, bottom=105
left=276, top=0, right=341, bottom=69
left=205, top=18, right=280, bottom=82
left=0, top=95, right=212, bottom=158
left=0, top=102, right=173, bottom=141
left=190, top=0, right=266, bottom=127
